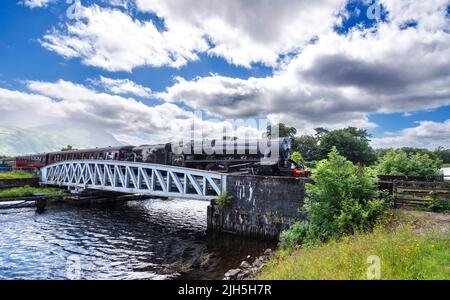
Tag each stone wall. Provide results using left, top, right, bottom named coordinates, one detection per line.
left=207, top=175, right=310, bottom=240
left=0, top=178, right=39, bottom=190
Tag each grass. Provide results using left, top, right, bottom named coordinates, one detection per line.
left=257, top=210, right=450, bottom=280
left=0, top=171, right=35, bottom=179
left=442, top=163, right=450, bottom=168
left=0, top=185, right=65, bottom=198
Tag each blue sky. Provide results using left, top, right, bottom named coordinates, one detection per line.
left=0, top=0, right=449, bottom=149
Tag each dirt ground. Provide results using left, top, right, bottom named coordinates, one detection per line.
left=391, top=209, right=450, bottom=235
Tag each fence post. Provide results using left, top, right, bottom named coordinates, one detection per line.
left=393, top=180, right=397, bottom=208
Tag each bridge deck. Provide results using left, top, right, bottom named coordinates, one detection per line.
left=40, top=160, right=227, bottom=201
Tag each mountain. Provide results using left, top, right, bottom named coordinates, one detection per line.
left=0, top=126, right=123, bottom=156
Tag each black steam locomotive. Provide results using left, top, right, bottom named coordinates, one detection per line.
left=129, top=137, right=310, bottom=177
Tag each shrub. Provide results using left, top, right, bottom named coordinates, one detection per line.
left=290, top=151, right=304, bottom=165
left=216, top=191, right=231, bottom=209
left=290, top=151, right=304, bottom=164
left=428, top=191, right=450, bottom=212
left=304, top=161, right=317, bottom=169
left=280, top=147, right=387, bottom=248
left=376, top=149, right=443, bottom=176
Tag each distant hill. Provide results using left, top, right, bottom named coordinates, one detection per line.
left=0, top=126, right=123, bottom=156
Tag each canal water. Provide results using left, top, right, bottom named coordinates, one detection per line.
left=0, top=199, right=275, bottom=280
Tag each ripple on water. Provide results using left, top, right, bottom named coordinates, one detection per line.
left=0, top=198, right=274, bottom=280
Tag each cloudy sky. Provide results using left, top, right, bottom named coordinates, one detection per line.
left=1, top=0, right=449, bottom=148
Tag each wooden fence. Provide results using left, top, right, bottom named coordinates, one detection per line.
left=393, top=179, right=450, bottom=209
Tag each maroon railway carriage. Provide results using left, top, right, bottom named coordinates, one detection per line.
left=13, top=146, right=134, bottom=171
left=14, top=153, right=48, bottom=170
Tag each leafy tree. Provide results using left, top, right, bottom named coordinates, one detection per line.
left=314, top=127, right=329, bottom=138
left=318, top=127, right=376, bottom=165
left=293, top=135, right=320, bottom=161
left=290, top=151, right=304, bottom=165
left=376, top=149, right=443, bottom=176
left=434, top=147, right=450, bottom=164
left=280, top=147, right=387, bottom=248
left=266, top=123, right=297, bottom=139
left=61, top=145, right=77, bottom=151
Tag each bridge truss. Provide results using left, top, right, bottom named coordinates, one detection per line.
left=40, top=160, right=226, bottom=201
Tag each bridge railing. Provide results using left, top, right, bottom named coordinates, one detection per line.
left=40, top=160, right=227, bottom=201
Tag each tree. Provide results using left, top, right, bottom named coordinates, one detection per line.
left=266, top=123, right=297, bottom=139
left=376, top=149, right=443, bottom=176
left=280, top=147, right=386, bottom=247
left=314, top=127, right=329, bottom=138
left=434, top=147, right=450, bottom=164
left=290, top=151, right=304, bottom=165
left=318, top=127, right=376, bottom=165
left=61, top=145, right=76, bottom=151
left=293, top=135, right=320, bottom=161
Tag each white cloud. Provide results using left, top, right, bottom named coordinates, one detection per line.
left=41, top=5, right=209, bottom=72
left=0, top=80, right=264, bottom=145
left=158, top=1, right=450, bottom=132
left=136, top=0, right=345, bottom=67
left=21, top=0, right=450, bottom=148
left=41, top=0, right=345, bottom=71
left=371, top=120, right=450, bottom=149
left=22, top=0, right=55, bottom=8
left=90, top=76, right=152, bottom=98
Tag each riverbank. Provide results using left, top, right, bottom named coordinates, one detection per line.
left=0, top=171, right=34, bottom=179
left=254, top=210, right=450, bottom=280
left=0, top=185, right=65, bottom=198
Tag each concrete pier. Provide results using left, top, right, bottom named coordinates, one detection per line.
left=207, top=175, right=310, bottom=240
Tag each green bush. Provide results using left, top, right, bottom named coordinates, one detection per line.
left=376, top=149, right=442, bottom=176
left=428, top=191, right=450, bottom=212
left=280, top=147, right=387, bottom=248
left=304, top=161, right=317, bottom=169
left=217, top=191, right=231, bottom=209
left=290, top=151, right=304, bottom=165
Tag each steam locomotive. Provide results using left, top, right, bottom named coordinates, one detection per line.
left=8, top=138, right=310, bottom=177
left=131, top=138, right=309, bottom=177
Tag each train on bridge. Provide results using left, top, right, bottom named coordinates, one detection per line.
left=6, top=138, right=311, bottom=177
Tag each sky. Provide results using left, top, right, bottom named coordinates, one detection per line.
left=0, top=0, right=449, bottom=149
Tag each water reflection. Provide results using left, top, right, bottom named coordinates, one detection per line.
left=0, top=198, right=274, bottom=280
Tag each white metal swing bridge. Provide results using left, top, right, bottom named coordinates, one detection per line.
left=40, top=160, right=227, bottom=201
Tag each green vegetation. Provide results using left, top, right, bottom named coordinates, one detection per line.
left=0, top=171, right=35, bottom=179
left=289, top=151, right=304, bottom=165
left=376, top=149, right=443, bottom=176
left=280, top=148, right=388, bottom=248
left=0, top=185, right=65, bottom=198
left=61, top=145, right=77, bottom=151
left=266, top=123, right=297, bottom=139
left=428, top=191, right=450, bottom=212
left=259, top=222, right=450, bottom=279
left=318, top=127, right=377, bottom=165
left=429, top=199, right=450, bottom=212
left=259, top=211, right=450, bottom=280
left=217, top=191, right=232, bottom=209
left=268, top=123, right=449, bottom=168
left=290, top=126, right=377, bottom=165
